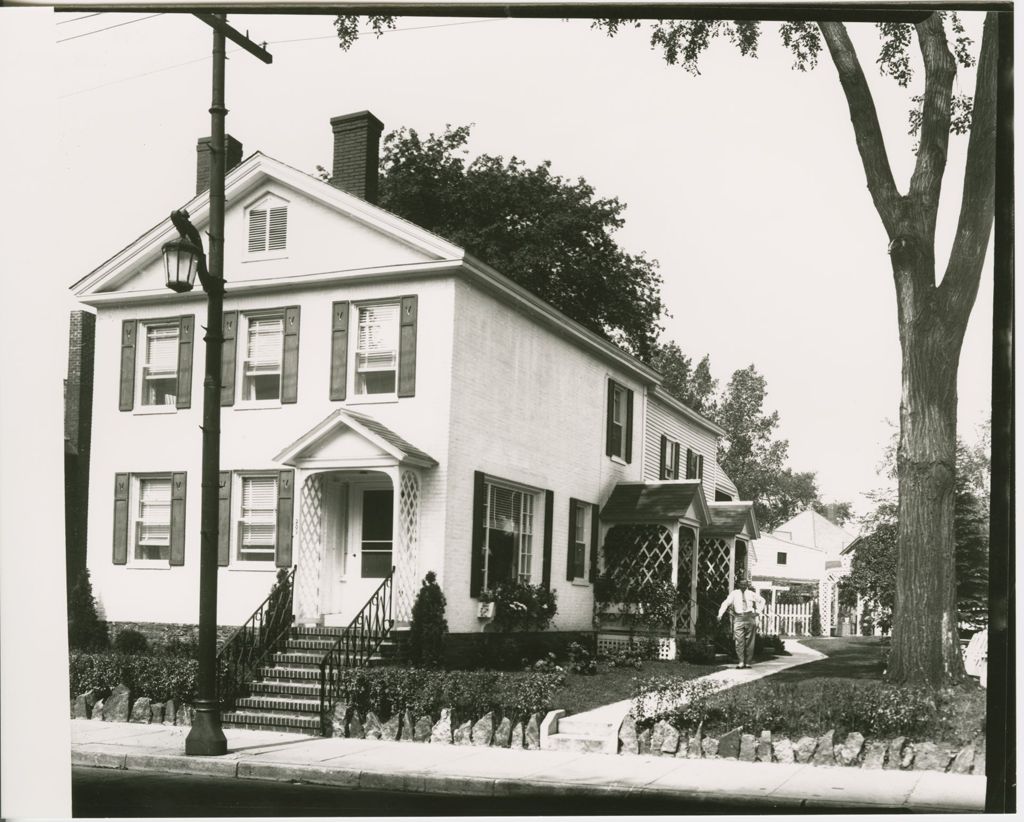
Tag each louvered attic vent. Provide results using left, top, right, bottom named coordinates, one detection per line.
left=248, top=200, right=288, bottom=253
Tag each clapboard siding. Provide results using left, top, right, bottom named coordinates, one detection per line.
left=643, top=397, right=719, bottom=505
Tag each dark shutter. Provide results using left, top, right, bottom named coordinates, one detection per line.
left=605, top=379, right=615, bottom=456
left=659, top=435, right=668, bottom=480
left=673, top=442, right=682, bottom=480
left=169, top=472, right=187, bottom=566
left=330, top=301, right=349, bottom=401
left=542, top=489, right=554, bottom=589
left=697, top=454, right=705, bottom=479
left=112, top=472, right=130, bottom=564
left=470, top=471, right=486, bottom=596
left=686, top=448, right=695, bottom=479
left=220, top=311, right=238, bottom=406
left=566, top=498, right=579, bottom=581
left=217, top=471, right=231, bottom=566
left=589, top=504, right=600, bottom=583
left=119, top=320, right=136, bottom=411
left=176, top=315, right=194, bottom=410
left=624, top=389, right=634, bottom=463
left=281, top=306, right=300, bottom=404
left=276, top=469, right=294, bottom=568
left=397, top=295, right=418, bottom=398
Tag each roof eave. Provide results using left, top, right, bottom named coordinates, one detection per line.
left=649, top=386, right=726, bottom=436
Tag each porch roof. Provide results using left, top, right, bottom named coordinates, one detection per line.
left=600, top=480, right=710, bottom=525
left=273, top=409, right=438, bottom=469
left=705, top=501, right=761, bottom=539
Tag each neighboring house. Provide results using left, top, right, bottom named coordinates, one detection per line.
left=750, top=508, right=857, bottom=636
left=72, top=111, right=757, bottom=649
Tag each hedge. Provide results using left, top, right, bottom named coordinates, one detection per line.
left=69, top=652, right=198, bottom=705
left=332, top=667, right=564, bottom=725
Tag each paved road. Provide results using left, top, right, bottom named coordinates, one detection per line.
left=71, top=766, right=818, bottom=816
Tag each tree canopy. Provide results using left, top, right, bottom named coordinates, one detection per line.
left=323, top=124, right=665, bottom=361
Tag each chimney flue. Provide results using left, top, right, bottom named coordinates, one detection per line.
left=196, top=135, right=243, bottom=196
left=330, top=111, right=384, bottom=204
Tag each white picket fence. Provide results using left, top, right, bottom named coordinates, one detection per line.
left=758, top=602, right=814, bottom=637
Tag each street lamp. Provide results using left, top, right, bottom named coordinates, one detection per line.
left=161, top=235, right=203, bottom=293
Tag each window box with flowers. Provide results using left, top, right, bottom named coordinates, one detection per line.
left=478, top=581, right=558, bottom=633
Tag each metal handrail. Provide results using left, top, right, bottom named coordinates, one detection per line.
left=216, top=565, right=296, bottom=710
left=318, top=567, right=394, bottom=733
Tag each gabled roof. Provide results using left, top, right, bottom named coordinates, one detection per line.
left=274, top=409, right=437, bottom=469
left=72, top=151, right=661, bottom=387
left=770, top=509, right=857, bottom=555
left=705, top=501, right=760, bottom=539
left=600, top=480, right=711, bottom=526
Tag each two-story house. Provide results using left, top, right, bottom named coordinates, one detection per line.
left=73, top=111, right=758, bottom=655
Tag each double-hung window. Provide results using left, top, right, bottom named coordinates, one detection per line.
left=484, top=482, right=535, bottom=588
left=571, top=502, right=591, bottom=580
left=606, top=379, right=633, bottom=462
left=237, top=475, right=278, bottom=563
left=135, top=475, right=171, bottom=561
left=661, top=436, right=682, bottom=480
left=355, top=302, right=399, bottom=396
left=139, top=322, right=179, bottom=406
left=241, top=313, right=284, bottom=402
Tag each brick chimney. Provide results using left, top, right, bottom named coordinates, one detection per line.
left=195, top=134, right=243, bottom=195
left=330, top=111, right=384, bottom=204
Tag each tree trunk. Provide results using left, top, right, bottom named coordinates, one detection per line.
left=887, top=288, right=966, bottom=684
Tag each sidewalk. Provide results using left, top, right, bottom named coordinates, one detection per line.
left=70, top=719, right=985, bottom=812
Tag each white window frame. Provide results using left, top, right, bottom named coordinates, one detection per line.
left=349, top=300, right=401, bottom=404
left=482, top=477, right=540, bottom=589
left=237, top=311, right=285, bottom=408
left=231, top=472, right=279, bottom=569
left=663, top=439, right=679, bottom=480
left=609, top=382, right=628, bottom=461
left=129, top=473, right=172, bottom=568
left=572, top=502, right=592, bottom=582
left=135, top=320, right=179, bottom=414
left=245, top=193, right=289, bottom=261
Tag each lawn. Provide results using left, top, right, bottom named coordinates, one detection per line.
left=771, top=636, right=887, bottom=682
left=554, top=659, right=724, bottom=716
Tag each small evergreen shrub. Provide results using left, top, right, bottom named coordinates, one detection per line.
left=69, top=652, right=198, bottom=704
left=67, top=568, right=109, bottom=651
left=811, top=602, right=822, bottom=636
left=113, top=628, right=149, bottom=655
left=332, top=666, right=563, bottom=724
left=408, top=571, right=448, bottom=668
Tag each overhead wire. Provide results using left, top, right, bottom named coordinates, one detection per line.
left=59, top=17, right=506, bottom=99
left=56, top=13, right=164, bottom=44
left=56, top=12, right=103, bottom=25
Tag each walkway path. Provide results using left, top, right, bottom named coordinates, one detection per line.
left=70, top=719, right=983, bottom=812
left=549, top=639, right=827, bottom=753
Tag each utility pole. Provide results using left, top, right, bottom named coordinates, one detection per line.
left=185, top=12, right=271, bottom=758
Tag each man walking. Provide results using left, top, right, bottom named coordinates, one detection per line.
left=717, top=577, right=764, bottom=669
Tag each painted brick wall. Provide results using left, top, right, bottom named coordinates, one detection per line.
left=443, top=279, right=648, bottom=634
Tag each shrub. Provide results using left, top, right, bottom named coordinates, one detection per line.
left=632, top=674, right=721, bottom=725
left=479, top=581, right=557, bottom=632
left=113, top=628, right=149, bottom=655
left=604, top=638, right=658, bottom=670
left=755, top=634, right=786, bottom=657
left=811, top=602, right=822, bottom=636
left=67, top=568, right=109, bottom=651
left=408, top=571, right=448, bottom=668
left=567, top=642, right=597, bottom=675
left=69, top=652, right=198, bottom=704
left=525, top=652, right=564, bottom=674
left=677, top=638, right=717, bottom=664
left=332, top=666, right=564, bottom=725
left=163, top=635, right=200, bottom=659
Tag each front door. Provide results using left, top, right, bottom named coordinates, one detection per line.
left=342, top=483, right=394, bottom=622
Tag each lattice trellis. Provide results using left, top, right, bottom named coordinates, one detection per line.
left=677, top=527, right=696, bottom=630
left=819, top=569, right=844, bottom=635
left=605, top=524, right=673, bottom=585
left=294, top=474, right=323, bottom=622
left=597, top=633, right=676, bottom=661
left=395, top=471, right=420, bottom=623
left=698, top=536, right=731, bottom=603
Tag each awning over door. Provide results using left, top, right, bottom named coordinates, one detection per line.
left=600, top=480, right=710, bottom=526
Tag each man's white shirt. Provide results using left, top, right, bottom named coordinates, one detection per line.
left=718, top=588, right=764, bottom=618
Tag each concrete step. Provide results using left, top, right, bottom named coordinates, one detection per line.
left=543, top=732, right=611, bottom=755
left=222, top=710, right=322, bottom=735
left=557, top=716, right=617, bottom=737
left=271, top=651, right=325, bottom=668
left=258, top=665, right=323, bottom=681
left=250, top=680, right=322, bottom=698
left=233, top=695, right=322, bottom=714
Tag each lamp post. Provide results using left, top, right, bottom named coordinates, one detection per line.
left=161, top=13, right=270, bottom=757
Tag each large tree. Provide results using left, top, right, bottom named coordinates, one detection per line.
left=334, top=13, right=997, bottom=685
left=322, top=124, right=665, bottom=361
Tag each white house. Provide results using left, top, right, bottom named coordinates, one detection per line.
left=73, top=111, right=758, bottom=650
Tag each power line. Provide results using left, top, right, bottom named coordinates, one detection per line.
left=59, top=17, right=506, bottom=99
left=56, top=12, right=102, bottom=26
left=57, top=13, right=163, bottom=44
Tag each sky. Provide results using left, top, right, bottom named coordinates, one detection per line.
left=48, top=10, right=994, bottom=516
